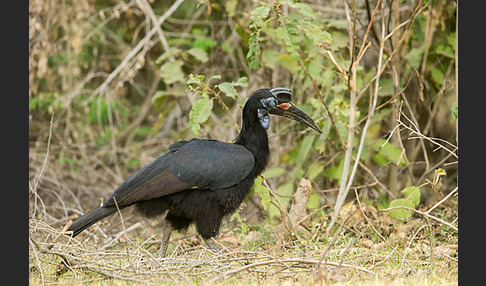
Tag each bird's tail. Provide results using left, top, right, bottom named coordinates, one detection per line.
left=66, top=206, right=118, bottom=237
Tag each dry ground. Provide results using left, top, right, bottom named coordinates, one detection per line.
left=29, top=145, right=458, bottom=285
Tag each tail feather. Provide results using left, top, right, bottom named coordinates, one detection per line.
left=66, top=206, right=118, bottom=237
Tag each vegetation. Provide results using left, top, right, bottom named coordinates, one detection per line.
left=29, top=0, right=457, bottom=284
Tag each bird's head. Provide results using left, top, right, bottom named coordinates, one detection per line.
left=246, top=88, right=322, bottom=133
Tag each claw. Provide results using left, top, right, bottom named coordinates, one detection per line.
left=204, top=238, right=222, bottom=255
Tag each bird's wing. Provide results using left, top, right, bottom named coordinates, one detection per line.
left=167, top=139, right=255, bottom=190
left=104, top=139, right=255, bottom=207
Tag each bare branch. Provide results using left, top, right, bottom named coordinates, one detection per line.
left=87, top=0, right=185, bottom=103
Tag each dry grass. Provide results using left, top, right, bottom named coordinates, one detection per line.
left=29, top=215, right=458, bottom=285
left=29, top=144, right=458, bottom=284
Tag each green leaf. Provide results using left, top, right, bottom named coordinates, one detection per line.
left=192, top=37, right=217, bottom=52
left=297, top=135, right=315, bottom=163
left=253, top=176, right=270, bottom=210
left=288, top=2, right=315, bottom=19
left=263, top=167, right=285, bottom=178
left=307, top=161, right=324, bottom=181
left=216, top=77, right=248, bottom=99
left=405, top=44, right=425, bottom=68
left=155, top=47, right=181, bottom=64
left=323, top=159, right=344, bottom=181
left=318, top=118, right=332, bottom=143
left=435, top=44, right=455, bottom=59
left=217, top=82, right=238, bottom=99
left=29, top=98, right=38, bottom=110
left=151, top=90, right=170, bottom=110
left=277, top=53, right=299, bottom=73
left=275, top=18, right=300, bottom=59
left=307, top=193, right=320, bottom=209
left=450, top=101, right=458, bottom=123
left=431, top=67, right=445, bottom=88
left=189, top=94, right=213, bottom=135
left=187, top=73, right=205, bottom=85
left=160, top=60, right=185, bottom=84
left=247, top=37, right=263, bottom=70
left=387, top=186, right=421, bottom=221
left=388, top=198, right=414, bottom=221
left=373, top=139, right=405, bottom=167
left=232, top=77, right=249, bottom=87
left=250, top=6, right=271, bottom=27
left=246, top=6, right=271, bottom=70
left=301, top=23, right=333, bottom=49
left=268, top=182, right=294, bottom=218
left=209, top=75, right=222, bottom=81
left=186, top=48, right=209, bottom=63
left=401, top=186, right=421, bottom=206
left=261, top=49, right=280, bottom=69
left=378, top=78, right=395, bottom=97
left=276, top=182, right=294, bottom=205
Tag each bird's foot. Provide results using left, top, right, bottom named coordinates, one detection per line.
left=204, top=238, right=223, bottom=255
left=158, top=224, right=173, bottom=258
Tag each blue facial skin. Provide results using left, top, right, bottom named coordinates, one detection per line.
left=260, top=97, right=277, bottom=109
left=257, top=109, right=270, bottom=129
left=258, top=97, right=277, bottom=129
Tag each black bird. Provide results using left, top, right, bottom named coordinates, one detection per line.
left=66, top=87, right=321, bottom=256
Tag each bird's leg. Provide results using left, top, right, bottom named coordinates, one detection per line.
left=159, top=223, right=172, bottom=257
left=203, top=238, right=222, bottom=255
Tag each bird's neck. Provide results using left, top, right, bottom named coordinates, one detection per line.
left=234, top=122, right=269, bottom=177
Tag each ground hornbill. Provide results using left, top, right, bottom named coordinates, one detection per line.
left=65, top=87, right=322, bottom=256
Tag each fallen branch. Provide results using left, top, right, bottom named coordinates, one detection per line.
left=209, top=257, right=375, bottom=283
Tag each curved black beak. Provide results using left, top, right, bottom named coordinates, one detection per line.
left=269, top=88, right=322, bottom=134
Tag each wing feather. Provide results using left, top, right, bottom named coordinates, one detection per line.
left=104, top=139, right=254, bottom=207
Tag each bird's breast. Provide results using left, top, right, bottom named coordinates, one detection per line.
left=217, top=177, right=255, bottom=214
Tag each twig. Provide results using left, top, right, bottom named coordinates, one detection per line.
left=338, top=225, right=368, bottom=269
left=400, top=224, right=429, bottom=270
left=368, top=245, right=399, bottom=270
left=209, top=257, right=375, bottom=283
left=427, top=187, right=458, bottom=214
left=136, top=0, right=170, bottom=52
left=262, top=178, right=294, bottom=235
left=29, top=236, right=45, bottom=283
left=397, top=108, right=458, bottom=159
left=86, top=0, right=185, bottom=103
left=353, top=189, right=410, bottom=266
left=325, top=50, right=348, bottom=81
left=297, top=60, right=346, bottom=148
left=328, top=0, right=385, bottom=233
left=328, top=0, right=358, bottom=233
left=117, top=73, right=161, bottom=143
left=315, top=202, right=355, bottom=271
left=381, top=206, right=457, bottom=231
left=30, top=113, right=54, bottom=220
left=355, top=0, right=381, bottom=65
left=101, top=222, right=142, bottom=250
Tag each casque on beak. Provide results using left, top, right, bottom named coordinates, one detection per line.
left=268, top=88, right=322, bottom=134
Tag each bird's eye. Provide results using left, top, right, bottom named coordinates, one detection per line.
left=261, top=97, right=277, bottom=109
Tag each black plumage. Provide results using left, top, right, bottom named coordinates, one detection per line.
left=66, top=87, right=321, bottom=256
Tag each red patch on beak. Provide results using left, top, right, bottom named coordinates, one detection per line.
left=277, top=103, right=291, bottom=110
